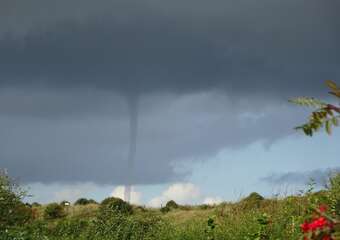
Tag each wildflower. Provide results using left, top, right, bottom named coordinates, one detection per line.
left=300, top=204, right=336, bottom=240
left=300, top=222, right=310, bottom=233
left=309, top=217, right=327, bottom=231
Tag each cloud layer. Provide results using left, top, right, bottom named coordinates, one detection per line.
left=261, top=167, right=340, bottom=187
left=1, top=0, right=339, bottom=185
left=1, top=0, right=339, bottom=97
left=1, top=90, right=309, bottom=184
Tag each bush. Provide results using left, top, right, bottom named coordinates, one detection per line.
left=240, top=192, right=264, bottom=209
left=244, top=192, right=265, bottom=202
left=51, top=218, right=89, bottom=238
left=0, top=169, right=30, bottom=229
left=74, top=198, right=97, bottom=205
left=44, top=203, right=65, bottom=220
left=92, top=212, right=163, bottom=239
left=88, top=199, right=98, bottom=204
left=166, top=200, right=179, bottom=209
left=99, top=197, right=132, bottom=219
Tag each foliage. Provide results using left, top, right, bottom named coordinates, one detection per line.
left=290, top=80, right=340, bottom=136
left=298, top=173, right=340, bottom=240
left=74, top=198, right=97, bottom=205
left=205, top=217, right=217, bottom=240
left=0, top=169, right=31, bottom=230
left=240, top=192, right=265, bottom=209
left=51, top=218, right=89, bottom=239
left=44, top=203, right=66, bottom=220
left=246, top=213, right=270, bottom=240
left=98, top=197, right=133, bottom=219
left=166, top=200, right=179, bottom=209
left=327, top=173, right=340, bottom=216
left=300, top=205, right=338, bottom=240
left=1, top=169, right=340, bottom=240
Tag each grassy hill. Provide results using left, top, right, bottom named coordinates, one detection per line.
left=1, top=173, right=340, bottom=240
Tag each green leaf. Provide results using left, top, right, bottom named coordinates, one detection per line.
left=325, top=120, right=332, bottom=135
left=325, top=80, right=338, bottom=91
left=331, top=117, right=339, bottom=126
left=289, top=97, right=327, bottom=108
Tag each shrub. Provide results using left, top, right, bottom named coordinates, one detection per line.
left=244, top=192, right=265, bottom=202
left=88, top=199, right=98, bottom=204
left=0, top=169, right=30, bottom=229
left=92, top=211, right=163, bottom=239
left=74, top=198, right=97, bottom=205
left=166, top=200, right=179, bottom=209
left=51, top=218, right=89, bottom=238
left=12, top=202, right=33, bottom=224
left=99, top=197, right=132, bottom=219
left=44, top=203, right=65, bottom=220
left=240, top=192, right=264, bottom=209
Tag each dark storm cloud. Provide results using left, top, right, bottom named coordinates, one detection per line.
left=1, top=92, right=308, bottom=184
left=261, top=167, right=340, bottom=187
left=0, top=0, right=339, bottom=184
left=0, top=0, right=339, bottom=96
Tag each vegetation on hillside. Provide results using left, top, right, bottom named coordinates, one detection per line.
left=1, top=168, right=340, bottom=239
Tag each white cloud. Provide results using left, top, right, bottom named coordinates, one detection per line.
left=163, top=183, right=201, bottom=202
left=148, top=182, right=222, bottom=207
left=53, top=183, right=97, bottom=203
left=110, top=186, right=142, bottom=205
left=203, top=197, right=223, bottom=205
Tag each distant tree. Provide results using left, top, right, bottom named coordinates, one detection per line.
left=290, top=80, right=340, bottom=136
left=74, top=198, right=97, bottom=205
left=165, top=200, right=179, bottom=209
left=88, top=199, right=98, bottom=204
left=74, top=198, right=90, bottom=205
left=242, top=192, right=265, bottom=202
left=240, top=192, right=264, bottom=209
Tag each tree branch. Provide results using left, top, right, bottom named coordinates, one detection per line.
left=326, top=104, right=340, bottom=114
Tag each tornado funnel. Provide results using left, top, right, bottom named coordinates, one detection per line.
left=124, top=95, right=138, bottom=202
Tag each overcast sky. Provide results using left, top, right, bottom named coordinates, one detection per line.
left=1, top=0, right=339, bottom=205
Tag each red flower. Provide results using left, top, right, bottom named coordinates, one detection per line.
left=300, top=204, right=335, bottom=239
left=309, top=217, right=327, bottom=231
left=300, top=221, right=310, bottom=233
